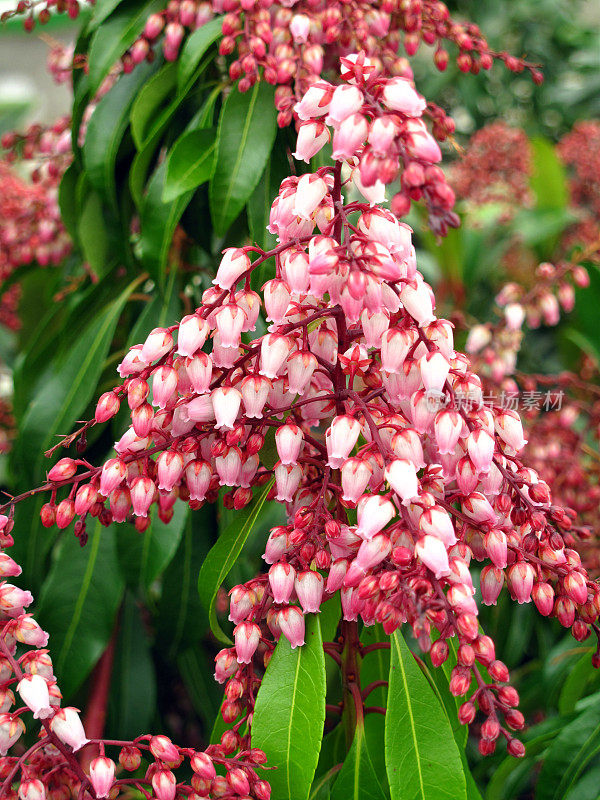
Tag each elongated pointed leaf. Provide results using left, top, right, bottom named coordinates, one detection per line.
left=536, top=695, right=600, bottom=800
left=163, top=128, right=216, bottom=202
left=16, top=277, right=140, bottom=482
left=331, top=723, right=387, bottom=800
left=140, top=162, right=194, bottom=287
left=117, top=502, right=188, bottom=593
left=177, top=16, right=223, bottom=91
left=84, top=60, right=159, bottom=209
left=106, top=592, right=156, bottom=739
left=385, top=631, right=467, bottom=800
left=36, top=520, right=125, bottom=697
left=197, top=479, right=273, bottom=644
left=87, top=0, right=163, bottom=96
left=130, top=62, right=178, bottom=149
left=209, top=81, right=277, bottom=235
left=252, top=614, right=326, bottom=800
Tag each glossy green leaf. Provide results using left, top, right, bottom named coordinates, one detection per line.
left=36, top=520, right=125, bottom=698
left=117, top=501, right=188, bottom=593
left=77, top=191, right=110, bottom=277
left=140, top=162, right=193, bottom=287
left=535, top=695, right=600, bottom=800
left=385, top=631, right=467, bottom=800
left=558, top=649, right=598, bottom=714
left=58, top=161, right=82, bottom=240
left=106, top=592, right=156, bottom=739
left=331, top=723, right=387, bottom=800
left=163, top=128, right=216, bottom=202
left=17, top=277, right=139, bottom=482
left=84, top=60, right=158, bottom=209
left=530, top=137, right=569, bottom=211
left=197, top=479, right=274, bottom=644
left=130, top=62, right=178, bottom=149
left=177, top=16, right=223, bottom=91
left=252, top=614, right=326, bottom=800
left=157, top=505, right=216, bottom=659
left=87, top=0, right=163, bottom=96
left=210, top=81, right=278, bottom=235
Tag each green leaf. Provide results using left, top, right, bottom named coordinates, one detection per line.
left=163, top=128, right=216, bottom=202
left=117, top=502, right=188, bottom=593
left=385, top=631, right=467, bottom=800
left=130, top=62, right=178, bottom=149
left=535, top=695, right=600, bottom=800
left=16, top=277, right=139, bottom=482
left=177, top=16, right=223, bottom=92
left=178, top=647, right=223, bottom=731
left=58, top=161, right=82, bottom=240
left=87, top=0, right=163, bottom=96
left=197, top=480, right=274, bottom=644
left=252, top=614, right=326, bottom=800
left=530, top=137, right=569, bottom=211
left=84, top=60, right=159, bottom=209
left=210, top=81, right=278, bottom=236
left=157, top=505, right=216, bottom=659
left=558, top=649, right=598, bottom=715
left=36, top=520, right=125, bottom=697
left=331, top=723, right=387, bottom=800
left=140, top=162, right=194, bottom=287
left=77, top=191, right=110, bottom=277
left=106, top=592, right=156, bottom=739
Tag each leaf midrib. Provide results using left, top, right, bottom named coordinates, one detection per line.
left=219, top=84, right=259, bottom=221
left=393, top=633, right=426, bottom=799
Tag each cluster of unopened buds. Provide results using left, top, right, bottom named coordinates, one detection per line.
left=0, top=512, right=270, bottom=799
left=1, top=58, right=597, bottom=784
left=557, top=120, right=600, bottom=254
left=0, top=0, right=85, bottom=28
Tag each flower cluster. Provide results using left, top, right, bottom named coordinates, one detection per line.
left=2, top=60, right=597, bottom=784
left=450, top=122, right=533, bottom=214
left=557, top=120, right=600, bottom=255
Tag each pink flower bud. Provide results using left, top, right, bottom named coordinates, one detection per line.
left=212, top=386, right=242, bottom=430
left=278, top=606, right=305, bottom=648
left=381, top=77, right=426, bottom=116
left=327, top=84, right=364, bottom=124
left=50, top=707, right=88, bottom=751
left=419, top=351, right=450, bottom=393
left=494, top=410, right=527, bottom=452
left=484, top=529, right=508, bottom=569
left=295, top=571, right=324, bottom=613
left=419, top=506, right=456, bottom=546
left=293, top=174, right=328, bottom=220
left=326, top=415, right=362, bottom=466
left=327, top=558, right=349, bottom=593
left=215, top=446, right=243, bottom=487
left=240, top=374, right=271, bottom=418
left=263, top=528, right=289, bottom=564
left=332, top=113, right=369, bottom=160
left=228, top=585, right=257, bottom=624
left=186, top=352, right=213, bottom=394
left=462, top=492, right=496, bottom=524
left=191, top=752, right=216, bottom=780
left=213, top=248, right=251, bottom=290
left=100, top=458, right=127, bottom=497
left=177, top=314, right=209, bottom=357
left=286, top=350, right=317, bottom=395
left=234, top=622, right=261, bottom=664
left=355, top=534, right=392, bottom=571
left=260, top=334, right=292, bottom=379
left=563, top=571, right=588, bottom=606
left=480, top=565, right=504, bottom=605
left=17, top=675, right=53, bottom=719
left=405, top=119, right=442, bottom=162
left=130, top=476, right=155, bottom=517
left=434, top=409, right=463, bottom=455
left=384, top=459, right=419, bottom=505
left=415, top=535, right=451, bottom=578
left=0, top=713, right=25, bottom=755
left=293, top=121, right=330, bottom=163
left=117, top=346, right=146, bottom=378
left=215, top=303, right=246, bottom=348
left=185, top=460, right=212, bottom=501
left=274, top=463, right=302, bottom=502
left=89, top=756, right=116, bottom=798
left=263, top=279, right=291, bottom=324
left=380, top=326, right=417, bottom=373
left=356, top=495, right=396, bottom=540
left=149, top=734, right=180, bottom=765
left=507, top=562, right=535, bottom=604
left=275, top=424, right=304, bottom=465
left=532, top=581, right=554, bottom=616
left=152, top=365, right=178, bottom=409
left=18, top=778, right=45, bottom=800
left=140, top=327, right=173, bottom=365
left=294, top=80, right=334, bottom=121
left=269, top=563, right=296, bottom=604
left=341, top=457, right=373, bottom=504
left=48, top=457, right=77, bottom=482
left=152, top=770, right=177, bottom=800
left=289, top=12, right=310, bottom=42
left=0, top=584, right=33, bottom=615
left=447, top=584, right=478, bottom=616
left=397, top=277, right=435, bottom=326
left=14, top=615, right=49, bottom=647
left=214, top=648, right=238, bottom=683
left=466, top=429, right=495, bottom=474
left=157, top=450, right=184, bottom=492
left=0, top=553, right=21, bottom=578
